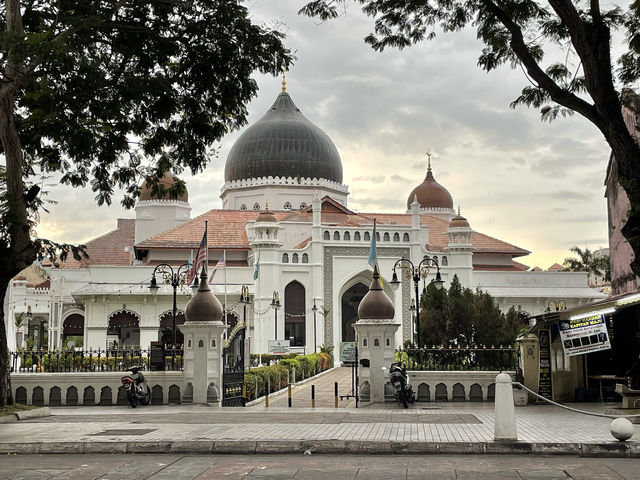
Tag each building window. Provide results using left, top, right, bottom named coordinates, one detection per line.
left=364, top=232, right=370, bottom=241
left=240, top=204, right=247, bottom=211
left=253, top=203, right=260, bottom=211
left=299, top=202, right=307, bottom=210
left=302, top=253, right=309, bottom=263
left=284, top=201, right=292, bottom=210
left=324, top=231, right=330, bottom=240
left=403, top=233, right=410, bottom=242
left=432, top=255, right=438, bottom=264
left=292, top=253, right=299, bottom=263
left=354, top=232, right=361, bottom=241
left=344, top=231, right=351, bottom=241
left=442, top=256, right=448, bottom=266
left=393, top=232, right=400, bottom=242
left=282, top=253, right=289, bottom=263
left=383, top=232, right=390, bottom=242
left=376, top=232, right=380, bottom=241
left=333, top=231, right=340, bottom=241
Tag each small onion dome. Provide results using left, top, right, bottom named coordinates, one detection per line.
left=256, top=205, right=278, bottom=223
left=139, top=172, right=188, bottom=202
left=449, top=207, right=470, bottom=228
left=406, top=164, right=453, bottom=210
left=358, top=265, right=395, bottom=320
left=185, top=268, right=223, bottom=322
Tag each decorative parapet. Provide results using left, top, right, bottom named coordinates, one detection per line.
left=221, top=176, right=349, bottom=193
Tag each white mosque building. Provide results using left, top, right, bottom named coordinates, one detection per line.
left=5, top=86, right=605, bottom=354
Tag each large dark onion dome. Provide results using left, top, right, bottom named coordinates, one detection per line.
left=224, top=91, right=343, bottom=183
left=407, top=160, right=453, bottom=210
left=139, top=172, right=188, bottom=202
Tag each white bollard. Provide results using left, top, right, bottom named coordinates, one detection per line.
left=494, top=372, right=518, bottom=441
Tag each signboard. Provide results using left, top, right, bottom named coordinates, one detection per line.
left=149, top=341, right=165, bottom=371
left=339, top=342, right=356, bottom=364
left=268, top=340, right=290, bottom=355
left=559, top=314, right=611, bottom=356
left=538, top=329, right=553, bottom=400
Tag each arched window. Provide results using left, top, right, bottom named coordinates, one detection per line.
left=240, top=204, right=247, bottom=211
left=284, top=201, right=292, bottom=210
left=285, top=281, right=306, bottom=347
left=364, top=232, right=370, bottom=241
left=383, top=232, right=390, bottom=242
left=302, top=253, right=309, bottom=263
left=299, top=202, right=307, bottom=210
left=442, top=256, right=448, bottom=266
left=403, top=233, right=410, bottom=242
left=344, top=231, right=351, bottom=241
left=324, top=231, right=330, bottom=240
left=282, top=253, right=289, bottom=263
left=253, top=203, right=260, bottom=211
left=354, top=232, right=361, bottom=241
left=376, top=232, right=380, bottom=241
left=393, top=232, right=400, bottom=242
left=292, top=253, right=299, bottom=263
left=108, top=310, right=140, bottom=348
left=432, top=255, right=438, bottom=264
left=333, top=231, right=340, bottom=240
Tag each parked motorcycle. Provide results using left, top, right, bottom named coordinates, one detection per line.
left=389, top=362, right=414, bottom=408
left=120, top=366, right=150, bottom=408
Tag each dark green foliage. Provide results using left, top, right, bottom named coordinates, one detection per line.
left=420, top=275, right=525, bottom=348
left=563, top=246, right=611, bottom=283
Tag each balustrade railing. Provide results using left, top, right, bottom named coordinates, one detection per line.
left=10, top=348, right=183, bottom=373
left=399, top=346, right=518, bottom=371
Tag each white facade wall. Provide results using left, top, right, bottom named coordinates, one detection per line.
left=134, top=200, right=191, bottom=244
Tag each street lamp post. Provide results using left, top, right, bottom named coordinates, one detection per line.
left=26, top=306, right=32, bottom=348
left=547, top=299, right=567, bottom=312
left=409, top=298, right=416, bottom=341
left=149, top=263, right=195, bottom=350
left=271, top=291, right=281, bottom=340
left=390, top=255, right=444, bottom=349
left=312, top=301, right=318, bottom=353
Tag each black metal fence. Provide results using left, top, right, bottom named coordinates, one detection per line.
left=399, top=346, right=518, bottom=371
left=10, top=348, right=183, bottom=373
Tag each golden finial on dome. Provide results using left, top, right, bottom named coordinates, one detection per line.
left=426, top=150, right=432, bottom=172
left=265, top=201, right=270, bottom=210
left=281, top=70, right=287, bottom=92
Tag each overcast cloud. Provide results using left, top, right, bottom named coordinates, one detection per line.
left=36, top=0, right=622, bottom=269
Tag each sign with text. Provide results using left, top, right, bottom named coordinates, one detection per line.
left=538, top=329, right=553, bottom=400
left=339, top=342, right=356, bottom=364
left=268, top=340, right=290, bottom=355
left=559, top=314, right=611, bottom=357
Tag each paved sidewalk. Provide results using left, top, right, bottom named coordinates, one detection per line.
left=1, top=401, right=639, bottom=457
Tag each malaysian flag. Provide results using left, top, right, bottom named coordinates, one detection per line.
left=209, top=251, right=226, bottom=282
left=187, top=224, right=207, bottom=284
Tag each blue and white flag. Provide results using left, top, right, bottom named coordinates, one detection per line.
left=253, top=255, right=260, bottom=280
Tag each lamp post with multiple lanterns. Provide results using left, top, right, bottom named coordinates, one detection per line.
left=390, top=255, right=444, bottom=349
left=149, top=263, right=198, bottom=349
left=271, top=291, right=281, bottom=339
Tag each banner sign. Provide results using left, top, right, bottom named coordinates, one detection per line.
left=268, top=340, right=290, bottom=355
left=339, top=342, right=356, bottom=364
left=538, top=329, right=553, bottom=400
left=559, top=314, right=611, bottom=357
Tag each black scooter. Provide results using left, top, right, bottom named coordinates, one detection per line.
left=120, top=366, right=150, bottom=408
left=389, top=362, right=414, bottom=408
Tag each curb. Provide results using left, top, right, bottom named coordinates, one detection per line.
left=0, top=407, right=51, bottom=423
left=0, top=440, right=638, bottom=457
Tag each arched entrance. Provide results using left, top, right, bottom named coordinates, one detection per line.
left=159, top=310, right=185, bottom=347
left=62, top=313, right=84, bottom=347
left=285, top=281, right=305, bottom=346
left=107, top=310, right=140, bottom=349
left=341, top=282, right=369, bottom=342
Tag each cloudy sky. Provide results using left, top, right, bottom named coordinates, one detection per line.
left=37, top=0, right=626, bottom=269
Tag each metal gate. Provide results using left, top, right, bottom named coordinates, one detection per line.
left=222, top=322, right=246, bottom=406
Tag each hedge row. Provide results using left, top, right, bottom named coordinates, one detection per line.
left=244, top=352, right=332, bottom=401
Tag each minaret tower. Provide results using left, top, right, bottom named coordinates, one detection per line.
left=445, top=207, right=475, bottom=286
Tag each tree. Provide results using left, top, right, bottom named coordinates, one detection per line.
left=0, top=0, right=293, bottom=406
left=420, top=275, right=524, bottom=347
left=300, top=0, right=640, bottom=278
left=563, top=246, right=611, bottom=282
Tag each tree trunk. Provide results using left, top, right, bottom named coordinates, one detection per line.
left=0, top=280, right=12, bottom=406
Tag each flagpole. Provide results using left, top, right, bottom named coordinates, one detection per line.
left=223, top=248, right=228, bottom=333
left=204, top=220, right=208, bottom=274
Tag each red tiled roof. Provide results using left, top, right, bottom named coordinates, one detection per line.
left=136, top=204, right=529, bottom=258
left=60, top=218, right=135, bottom=269
left=547, top=263, right=565, bottom=271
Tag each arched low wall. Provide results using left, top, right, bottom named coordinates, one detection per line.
left=10, top=371, right=184, bottom=406
left=407, top=371, right=512, bottom=402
